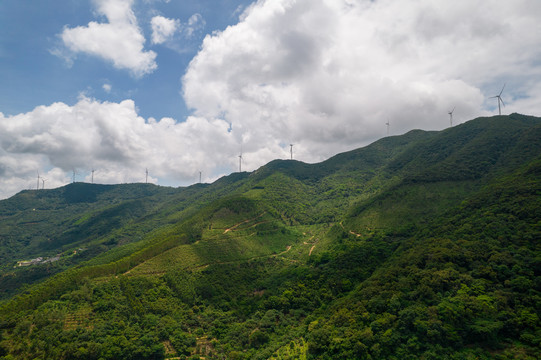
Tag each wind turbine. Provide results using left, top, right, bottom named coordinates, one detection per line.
left=145, top=168, right=149, bottom=184
left=41, top=178, right=47, bottom=190
left=385, top=121, right=390, bottom=136
left=199, top=171, right=202, bottom=184
left=72, top=169, right=77, bottom=183
left=290, top=144, right=294, bottom=160
left=448, top=107, right=455, bottom=127
left=91, top=169, right=95, bottom=184
left=490, top=84, right=506, bottom=115
left=238, top=143, right=244, bottom=172
left=36, top=171, right=40, bottom=190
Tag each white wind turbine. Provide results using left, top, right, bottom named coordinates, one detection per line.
left=490, top=84, right=506, bottom=116
left=290, top=144, right=294, bottom=160
left=448, top=107, right=455, bottom=127
left=238, top=144, right=244, bottom=172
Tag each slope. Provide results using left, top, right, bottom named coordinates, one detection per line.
left=343, top=113, right=541, bottom=232
left=0, top=174, right=253, bottom=299
left=303, top=154, right=541, bottom=359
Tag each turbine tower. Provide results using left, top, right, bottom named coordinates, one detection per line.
left=290, top=144, right=294, bottom=160
left=145, top=168, right=149, bottom=184
left=199, top=171, right=202, bottom=184
left=238, top=153, right=243, bottom=172
left=41, top=178, right=47, bottom=190
left=91, top=169, right=95, bottom=184
left=238, top=143, right=243, bottom=172
left=72, top=169, right=77, bottom=183
left=36, top=171, right=40, bottom=190
left=385, top=121, right=390, bottom=135
left=448, top=107, right=455, bottom=127
left=491, top=84, right=506, bottom=115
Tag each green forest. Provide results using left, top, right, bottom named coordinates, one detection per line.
left=0, top=114, right=539, bottom=359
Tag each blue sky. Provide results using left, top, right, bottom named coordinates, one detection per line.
left=0, top=0, right=252, bottom=120
left=1, top=0, right=540, bottom=199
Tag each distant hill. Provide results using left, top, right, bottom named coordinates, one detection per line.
left=0, top=114, right=539, bottom=359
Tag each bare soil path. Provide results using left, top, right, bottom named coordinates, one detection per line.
left=223, top=212, right=266, bottom=233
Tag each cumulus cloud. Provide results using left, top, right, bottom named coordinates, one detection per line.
left=151, top=15, right=180, bottom=44
left=0, top=98, right=235, bottom=199
left=149, top=13, right=206, bottom=52
left=183, top=13, right=206, bottom=38
left=60, top=0, right=157, bottom=77
left=183, top=0, right=541, bottom=163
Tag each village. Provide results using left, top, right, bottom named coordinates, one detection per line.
left=15, top=248, right=85, bottom=267
left=16, top=255, right=61, bottom=267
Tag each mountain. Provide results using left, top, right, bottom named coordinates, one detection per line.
left=0, top=114, right=540, bottom=359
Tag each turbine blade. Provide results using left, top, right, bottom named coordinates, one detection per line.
left=500, top=98, right=505, bottom=107
left=499, top=83, right=506, bottom=96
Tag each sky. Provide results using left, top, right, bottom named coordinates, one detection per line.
left=1, top=0, right=540, bottom=199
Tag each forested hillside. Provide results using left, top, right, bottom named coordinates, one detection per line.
left=0, top=114, right=539, bottom=359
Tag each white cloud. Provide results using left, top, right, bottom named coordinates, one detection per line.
left=151, top=15, right=180, bottom=44
left=102, top=83, right=112, bottom=93
left=183, top=13, right=206, bottom=38
left=183, top=0, right=541, bottom=164
left=0, top=97, right=235, bottom=199
left=149, top=13, right=206, bottom=52
left=60, top=0, right=157, bottom=77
